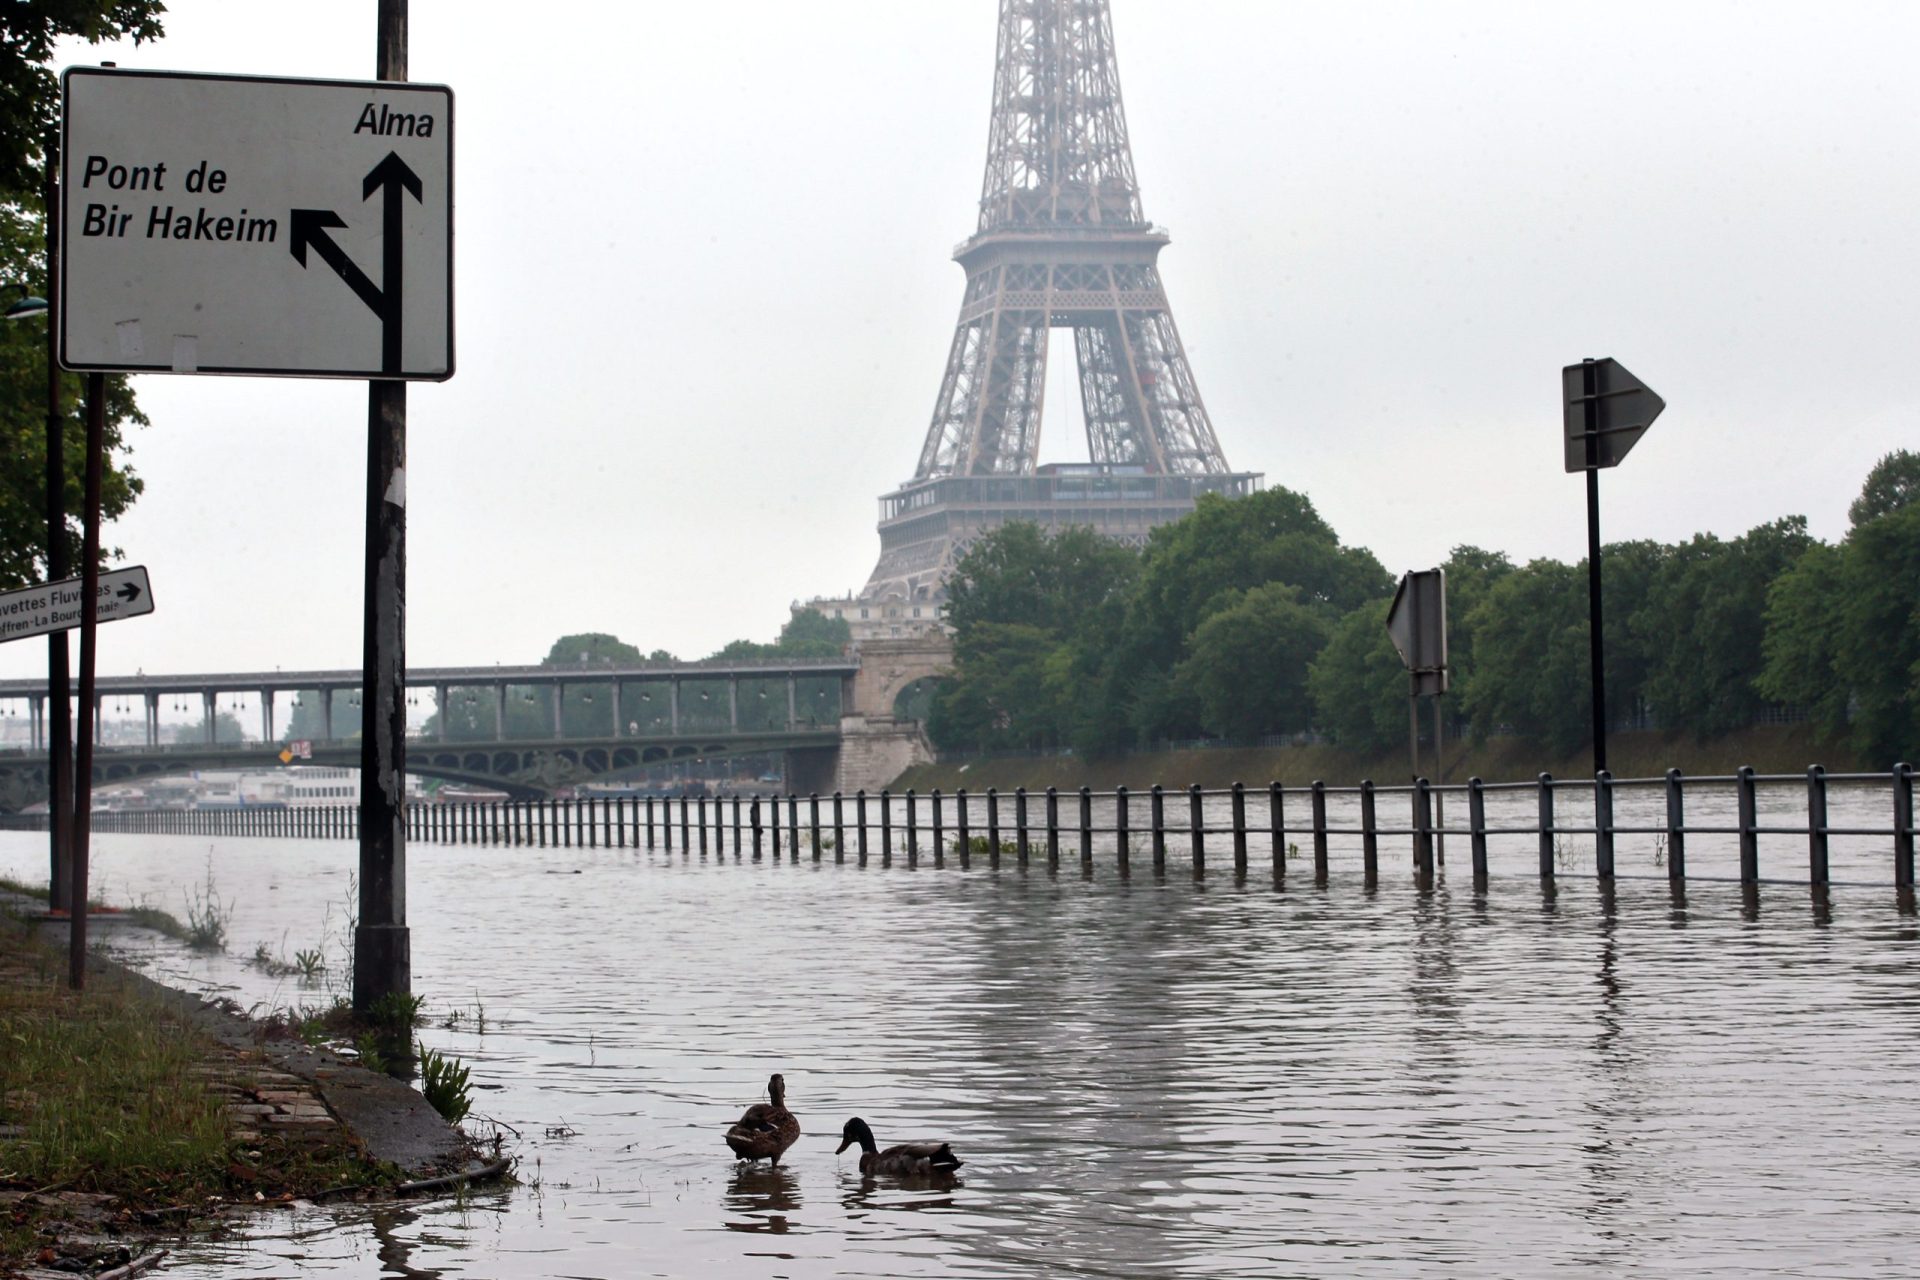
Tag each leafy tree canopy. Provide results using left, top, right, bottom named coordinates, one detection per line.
left=543, top=632, right=643, bottom=666
left=0, top=2, right=166, bottom=202
left=0, top=4, right=164, bottom=586
left=1849, top=449, right=1920, bottom=529
left=1179, top=582, right=1331, bottom=740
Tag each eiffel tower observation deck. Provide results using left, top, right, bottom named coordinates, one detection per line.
left=834, top=0, right=1262, bottom=639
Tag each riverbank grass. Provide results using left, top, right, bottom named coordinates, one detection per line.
left=0, top=874, right=199, bottom=946
left=0, top=924, right=393, bottom=1268
left=0, top=929, right=227, bottom=1260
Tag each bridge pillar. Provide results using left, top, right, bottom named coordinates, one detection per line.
left=28, top=694, right=41, bottom=753
left=669, top=680, right=680, bottom=734
left=787, top=676, right=797, bottom=729
left=436, top=683, right=448, bottom=741
left=834, top=715, right=936, bottom=795
left=551, top=682, right=563, bottom=738
left=260, top=689, right=274, bottom=743
left=787, top=745, right=838, bottom=795
left=611, top=680, right=622, bottom=737
left=202, top=690, right=215, bottom=744
left=144, top=692, right=158, bottom=747
left=494, top=682, right=505, bottom=741
left=323, top=688, right=336, bottom=741
left=728, top=678, right=738, bottom=733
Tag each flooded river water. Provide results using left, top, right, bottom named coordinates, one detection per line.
left=3, top=782, right=1918, bottom=1277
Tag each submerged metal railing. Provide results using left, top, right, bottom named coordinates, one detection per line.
left=8, top=762, right=1915, bottom=900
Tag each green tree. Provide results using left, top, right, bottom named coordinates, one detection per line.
left=0, top=5, right=165, bottom=586
left=282, top=691, right=361, bottom=742
left=1126, top=487, right=1390, bottom=674
left=1848, top=449, right=1920, bottom=529
left=774, top=607, right=851, bottom=657
left=1179, top=583, right=1331, bottom=740
left=0, top=208, right=145, bottom=588
left=929, top=524, right=1139, bottom=754
left=707, top=608, right=851, bottom=661
left=172, top=710, right=244, bottom=745
left=1830, top=503, right=1920, bottom=762
left=926, top=622, right=1066, bottom=753
left=944, top=522, right=1139, bottom=642
left=1459, top=558, right=1591, bottom=754
left=1757, top=541, right=1849, bottom=733
left=0, top=3, right=166, bottom=202
left=1308, top=599, right=1404, bottom=753
left=1635, top=517, right=1813, bottom=736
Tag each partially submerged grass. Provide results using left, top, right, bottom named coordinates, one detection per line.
left=0, top=924, right=396, bottom=1266
left=0, top=874, right=196, bottom=944
left=0, top=946, right=230, bottom=1195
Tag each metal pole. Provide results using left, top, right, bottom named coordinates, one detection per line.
left=67, top=374, right=106, bottom=989
left=1807, top=764, right=1829, bottom=888
left=1359, top=779, right=1378, bottom=885
left=43, top=140, right=72, bottom=913
left=1583, top=359, right=1608, bottom=775
left=1594, top=770, right=1615, bottom=880
left=355, top=0, right=411, bottom=1015
left=1431, top=694, right=1446, bottom=865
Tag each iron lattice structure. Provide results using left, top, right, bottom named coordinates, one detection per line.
left=853, top=0, right=1260, bottom=625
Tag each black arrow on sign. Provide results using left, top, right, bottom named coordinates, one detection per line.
left=364, top=151, right=424, bottom=375
left=288, top=151, right=424, bottom=376
left=114, top=583, right=140, bottom=603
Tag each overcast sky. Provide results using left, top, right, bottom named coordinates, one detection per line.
left=5, top=0, right=1915, bottom=690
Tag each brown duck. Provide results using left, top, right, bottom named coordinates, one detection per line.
left=725, top=1073, right=801, bottom=1165
left=835, top=1116, right=963, bottom=1176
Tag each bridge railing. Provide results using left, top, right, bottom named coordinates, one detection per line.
left=5, top=764, right=1912, bottom=909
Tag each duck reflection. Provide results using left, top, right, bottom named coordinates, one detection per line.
left=370, top=1205, right=445, bottom=1280
left=722, top=1162, right=801, bottom=1234
left=839, top=1167, right=963, bottom=1214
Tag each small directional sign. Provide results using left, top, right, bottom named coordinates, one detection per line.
left=59, top=67, right=452, bottom=380
left=0, top=566, right=155, bottom=645
left=1562, top=358, right=1664, bottom=472
left=1385, top=569, right=1448, bottom=696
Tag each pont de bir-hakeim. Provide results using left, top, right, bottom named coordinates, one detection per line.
left=815, top=0, right=1263, bottom=641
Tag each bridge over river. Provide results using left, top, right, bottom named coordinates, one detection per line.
left=0, top=637, right=950, bottom=808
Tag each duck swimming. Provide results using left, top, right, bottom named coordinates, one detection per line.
left=835, top=1116, right=963, bottom=1176
left=725, top=1073, right=801, bottom=1165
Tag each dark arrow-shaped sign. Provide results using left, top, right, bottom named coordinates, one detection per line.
left=289, top=151, right=425, bottom=375
left=1561, top=358, right=1665, bottom=473
left=114, top=583, right=141, bottom=603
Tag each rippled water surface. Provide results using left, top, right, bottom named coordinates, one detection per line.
left=4, top=787, right=1918, bottom=1278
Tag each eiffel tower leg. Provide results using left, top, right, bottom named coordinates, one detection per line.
left=918, top=268, right=1049, bottom=478
left=1074, top=320, right=1163, bottom=471
left=1119, top=308, right=1227, bottom=475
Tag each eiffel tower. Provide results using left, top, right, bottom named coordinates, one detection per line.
left=839, top=0, right=1262, bottom=638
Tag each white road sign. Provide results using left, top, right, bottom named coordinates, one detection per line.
left=60, top=67, right=453, bottom=380
left=0, top=566, right=155, bottom=645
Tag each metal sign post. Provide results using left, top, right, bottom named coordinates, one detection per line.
left=355, top=0, right=414, bottom=1018
left=1562, top=358, right=1665, bottom=776
left=1386, top=569, right=1449, bottom=866
left=58, top=2, right=449, bottom=1001
left=40, top=140, right=72, bottom=915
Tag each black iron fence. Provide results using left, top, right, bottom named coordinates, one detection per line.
left=5, top=763, right=1914, bottom=900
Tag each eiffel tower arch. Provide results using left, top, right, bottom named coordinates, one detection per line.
left=826, top=0, right=1263, bottom=640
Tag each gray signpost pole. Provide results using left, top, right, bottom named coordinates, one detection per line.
left=42, top=141, right=71, bottom=914
left=1562, top=358, right=1662, bottom=782
left=1582, top=359, right=1608, bottom=776
left=355, top=0, right=412, bottom=1015
left=67, top=374, right=105, bottom=989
